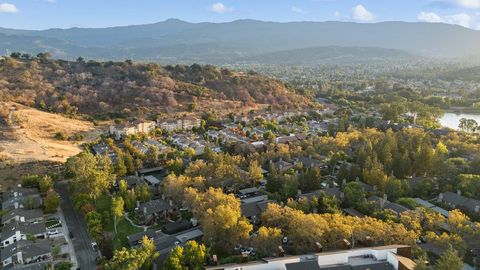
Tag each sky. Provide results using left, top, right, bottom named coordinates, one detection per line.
left=0, top=0, right=480, bottom=30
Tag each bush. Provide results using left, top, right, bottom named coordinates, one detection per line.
left=54, top=132, right=67, bottom=140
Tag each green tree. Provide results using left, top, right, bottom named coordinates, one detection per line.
left=343, top=182, right=365, bottom=208
left=85, top=211, right=103, bottom=242
left=111, top=196, right=124, bottom=234
left=385, top=175, right=407, bottom=202
left=65, top=152, right=115, bottom=201
left=39, top=175, right=53, bottom=193
left=435, top=245, right=463, bottom=270
left=44, top=190, right=60, bottom=213
left=135, top=183, right=151, bottom=203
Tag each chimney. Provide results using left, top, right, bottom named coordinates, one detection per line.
left=340, top=192, right=345, bottom=200
left=438, top=193, right=444, bottom=202
left=475, top=205, right=479, bottom=213
left=278, top=246, right=285, bottom=257
left=457, top=190, right=462, bottom=196
left=373, top=185, right=378, bottom=191
left=136, top=200, right=140, bottom=208
left=383, top=193, right=388, bottom=202
left=14, top=202, right=18, bottom=209
left=342, top=179, right=347, bottom=186
left=143, top=206, right=147, bottom=216
left=212, top=255, right=218, bottom=266
left=169, top=200, right=173, bottom=207
left=297, top=190, right=302, bottom=196
left=315, top=242, right=323, bottom=253
left=161, top=194, right=165, bottom=200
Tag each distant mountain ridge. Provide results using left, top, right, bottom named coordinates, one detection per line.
left=1, top=19, right=480, bottom=63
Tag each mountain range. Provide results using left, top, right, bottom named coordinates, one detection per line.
left=1, top=19, right=480, bottom=64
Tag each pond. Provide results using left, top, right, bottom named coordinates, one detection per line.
left=439, top=112, right=480, bottom=130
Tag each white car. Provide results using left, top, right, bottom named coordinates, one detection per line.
left=48, top=229, right=60, bottom=236
left=91, top=242, right=98, bottom=251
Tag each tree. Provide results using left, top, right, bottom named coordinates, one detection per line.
left=124, top=190, right=137, bottom=211
left=184, top=188, right=253, bottom=254
left=252, top=226, right=283, bottom=257
left=135, top=183, right=151, bottom=203
left=248, top=160, right=263, bottom=187
left=183, top=241, right=207, bottom=270
left=300, top=167, right=322, bottom=192
left=435, top=245, right=463, bottom=270
left=104, top=236, right=158, bottom=270
left=65, top=152, right=115, bottom=201
left=86, top=211, right=103, bottom=242
left=39, top=175, right=53, bottom=194
left=124, top=151, right=135, bottom=174
left=111, top=196, right=124, bottom=234
left=363, top=157, right=387, bottom=191
left=163, top=246, right=187, bottom=270
left=44, top=190, right=60, bottom=213
left=384, top=175, right=407, bottom=202
left=459, top=118, right=478, bottom=133
left=343, top=182, right=365, bottom=208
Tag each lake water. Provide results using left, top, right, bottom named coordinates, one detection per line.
left=439, top=112, right=480, bottom=130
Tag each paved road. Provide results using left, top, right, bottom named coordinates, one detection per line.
left=56, top=181, right=98, bottom=270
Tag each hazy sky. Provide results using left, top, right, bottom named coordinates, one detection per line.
left=0, top=0, right=480, bottom=30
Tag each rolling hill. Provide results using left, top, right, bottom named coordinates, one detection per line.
left=1, top=20, right=480, bottom=63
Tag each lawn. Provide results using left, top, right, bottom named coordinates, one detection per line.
left=94, top=194, right=143, bottom=250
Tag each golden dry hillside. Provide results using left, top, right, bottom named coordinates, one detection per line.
left=0, top=102, right=105, bottom=164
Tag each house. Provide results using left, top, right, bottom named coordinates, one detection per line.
left=1, top=221, right=47, bottom=247
left=2, top=187, right=42, bottom=210
left=238, top=187, right=260, bottom=198
left=2, top=208, right=44, bottom=225
left=414, top=198, right=450, bottom=218
left=368, top=195, right=409, bottom=216
left=137, top=199, right=173, bottom=223
left=294, top=156, right=322, bottom=169
left=144, top=175, right=161, bottom=187
left=241, top=199, right=272, bottom=222
left=342, top=208, right=365, bottom=218
left=175, top=228, right=204, bottom=244
left=122, top=176, right=145, bottom=189
left=1, top=240, right=52, bottom=267
left=270, top=159, right=294, bottom=173
left=206, top=245, right=415, bottom=270
left=437, top=191, right=480, bottom=214
left=109, top=120, right=156, bottom=139
left=300, top=188, right=344, bottom=202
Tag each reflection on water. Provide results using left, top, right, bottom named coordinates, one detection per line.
left=439, top=112, right=480, bottom=130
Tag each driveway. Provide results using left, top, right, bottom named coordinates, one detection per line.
left=56, top=181, right=98, bottom=269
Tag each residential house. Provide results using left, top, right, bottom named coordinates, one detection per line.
left=437, top=191, right=480, bottom=214
left=300, top=188, right=344, bottom=203
left=109, top=120, right=156, bottom=140
left=1, top=221, right=47, bottom=247
left=368, top=195, right=409, bottom=216
left=270, top=159, right=294, bottom=174
left=137, top=199, right=173, bottom=223
left=1, top=240, right=52, bottom=267
left=2, top=209, right=44, bottom=225
left=2, top=187, right=42, bottom=210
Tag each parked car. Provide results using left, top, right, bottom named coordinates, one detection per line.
left=91, top=242, right=98, bottom=251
